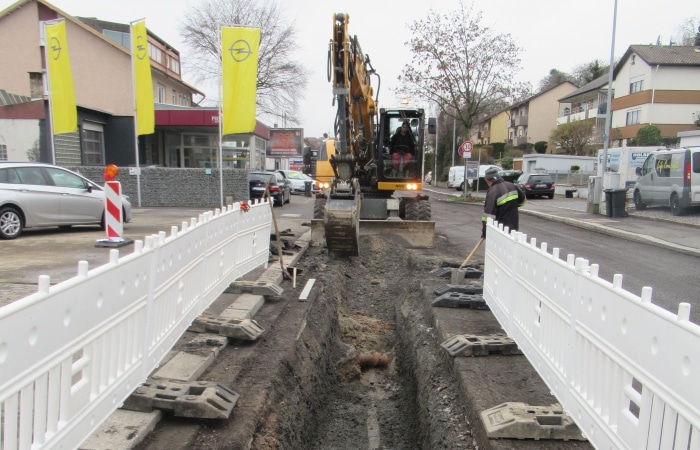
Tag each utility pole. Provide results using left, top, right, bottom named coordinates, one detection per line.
left=599, top=0, right=617, bottom=213
left=451, top=116, right=456, bottom=167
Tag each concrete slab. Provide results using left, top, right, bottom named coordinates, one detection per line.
left=151, top=351, right=216, bottom=382
left=226, top=293, right=265, bottom=318
left=80, top=409, right=161, bottom=450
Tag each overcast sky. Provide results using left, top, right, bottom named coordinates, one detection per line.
left=4, top=0, right=698, bottom=137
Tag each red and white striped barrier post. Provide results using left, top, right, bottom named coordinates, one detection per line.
left=96, top=164, right=132, bottom=247
left=104, top=180, right=123, bottom=240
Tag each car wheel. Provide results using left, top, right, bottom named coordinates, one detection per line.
left=0, top=206, right=23, bottom=240
left=634, top=190, right=646, bottom=210
left=459, top=182, right=464, bottom=192
left=670, top=193, right=683, bottom=216
left=547, top=194, right=554, bottom=199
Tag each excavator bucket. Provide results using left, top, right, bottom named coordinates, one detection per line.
left=323, top=198, right=360, bottom=256
left=311, top=218, right=435, bottom=253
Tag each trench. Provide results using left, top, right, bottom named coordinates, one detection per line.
left=250, top=236, right=476, bottom=449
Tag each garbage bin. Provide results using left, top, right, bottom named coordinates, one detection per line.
left=565, top=188, right=577, bottom=198
left=604, top=188, right=628, bottom=218
left=304, top=180, right=312, bottom=197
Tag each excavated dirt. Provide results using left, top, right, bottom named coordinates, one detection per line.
left=135, top=234, right=479, bottom=450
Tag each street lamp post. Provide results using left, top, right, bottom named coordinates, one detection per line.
left=598, top=0, right=618, bottom=214
left=434, top=115, right=438, bottom=186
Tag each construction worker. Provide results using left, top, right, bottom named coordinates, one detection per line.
left=482, top=167, right=525, bottom=238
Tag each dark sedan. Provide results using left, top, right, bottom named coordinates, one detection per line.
left=515, top=172, right=555, bottom=199
left=248, top=171, right=290, bottom=206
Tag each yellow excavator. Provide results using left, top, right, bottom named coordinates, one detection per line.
left=311, top=13, right=435, bottom=256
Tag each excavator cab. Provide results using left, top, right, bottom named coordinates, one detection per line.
left=377, top=109, right=425, bottom=185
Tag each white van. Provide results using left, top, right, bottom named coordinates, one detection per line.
left=447, top=164, right=501, bottom=191
left=633, top=147, right=700, bottom=216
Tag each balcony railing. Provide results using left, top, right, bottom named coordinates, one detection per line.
left=514, top=136, right=528, bottom=146
left=514, top=115, right=528, bottom=126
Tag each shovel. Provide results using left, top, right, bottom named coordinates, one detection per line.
left=458, top=237, right=485, bottom=270
left=266, top=184, right=292, bottom=280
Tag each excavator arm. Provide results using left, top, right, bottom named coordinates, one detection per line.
left=329, top=13, right=378, bottom=181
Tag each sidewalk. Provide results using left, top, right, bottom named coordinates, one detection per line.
left=520, top=197, right=700, bottom=256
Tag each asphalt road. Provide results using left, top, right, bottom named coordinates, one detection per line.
left=426, top=185, right=700, bottom=325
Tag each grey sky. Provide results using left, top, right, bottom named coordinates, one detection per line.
left=6, top=0, right=698, bottom=137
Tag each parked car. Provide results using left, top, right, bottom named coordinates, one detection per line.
left=301, top=173, right=322, bottom=193
left=448, top=164, right=502, bottom=190
left=0, top=162, right=132, bottom=239
left=497, top=170, right=523, bottom=178
left=633, top=147, right=700, bottom=216
left=276, top=169, right=319, bottom=194
left=515, top=172, right=555, bottom=199
left=248, top=171, right=290, bottom=206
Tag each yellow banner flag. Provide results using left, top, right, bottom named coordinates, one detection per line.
left=222, top=27, right=260, bottom=135
left=131, top=20, right=154, bottom=135
left=45, top=20, right=77, bottom=134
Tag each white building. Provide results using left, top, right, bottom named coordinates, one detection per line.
left=610, top=45, right=700, bottom=147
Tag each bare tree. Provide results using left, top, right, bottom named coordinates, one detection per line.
left=398, top=0, right=530, bottom=136
left=180, top=0, right=308, bottom=123
left=572, top=59, right=609, bottom=85
left=673, top=16, right=700, bottom=45
left=538, top=69, right=576, bottom=92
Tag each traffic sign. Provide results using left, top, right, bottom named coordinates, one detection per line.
left=458, top=141, right=473, bottom=157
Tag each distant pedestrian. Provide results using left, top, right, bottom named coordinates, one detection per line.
left=481, top=167, right=525, bottom=238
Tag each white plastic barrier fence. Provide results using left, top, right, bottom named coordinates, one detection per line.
left=483, top=219, right=700, bottom=450
left=0, top=200, right=271, bottom=450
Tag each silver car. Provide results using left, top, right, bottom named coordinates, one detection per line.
left=276, top=169, right=319, bottom=194
left=0, top=162, right=132, bottom=239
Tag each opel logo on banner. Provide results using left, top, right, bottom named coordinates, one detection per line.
left=50, top=36, right=62, bottom=60
left=136, top=35, right=148, bottom=61
left=229, top=39, right=252, bottom=62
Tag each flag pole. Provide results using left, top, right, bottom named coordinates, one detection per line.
left=130, top=18, right=146, bottom=208
left=218, top=26, right=224, bottom=207
left=42, top=20, right=57, bottom=165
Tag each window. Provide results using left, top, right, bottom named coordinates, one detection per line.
left=157, top=84, right=166, bottom=103
left=103, top=29, right=130, bottom=49
left=16, top=167, right=47, bottom=185
left=0, top=168, right=21, bottom=183
left=172, top=89, right=177, bottom=105
left=148, top=42, right=162, bottom=64
left=82, top=122, right=105, bottom=165
left=45, top=167, right=86, bottom=188
left=626, top=109, right=640, bottom=125
left=0, top=144, right=7, bottom=161
left=166, top=55, right=180, bottom=74
left=630, top=80, right=643, bottom=94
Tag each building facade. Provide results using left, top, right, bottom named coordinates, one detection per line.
left=507, top=82, right=577, bottom=148
left=471, top=108, right=509, bottom=146
left=609, top=45, right=700, bottom=146
left=0, top=0, right=270, bottom=170
left=556, top=74, right=609, bottom=144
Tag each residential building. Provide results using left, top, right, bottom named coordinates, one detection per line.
left=610, top=45, right=700, bottom=146
left=471, top=107, right=509, bottom=146
left=507, top=82, right=577, bottom=148
left=556, top=74, right=609, bottom=144
left=0, top=0, right=269, bottom=170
